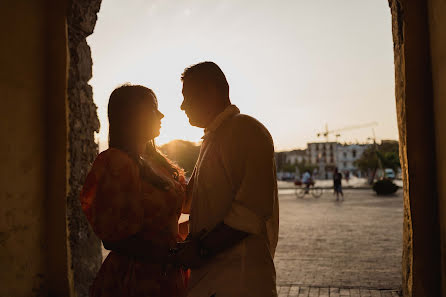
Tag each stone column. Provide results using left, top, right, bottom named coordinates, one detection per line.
left=389, top=0, right=442, bottom=296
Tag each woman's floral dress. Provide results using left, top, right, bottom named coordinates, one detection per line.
left=80, top=148, right=187, bottom=297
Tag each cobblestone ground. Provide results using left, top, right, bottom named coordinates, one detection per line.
left=274, top=189, right=403, bottom=291
left=276, top=286, right=401, bottom=297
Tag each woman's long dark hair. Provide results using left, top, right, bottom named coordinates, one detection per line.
left=108, top=84, right=183, bottom=190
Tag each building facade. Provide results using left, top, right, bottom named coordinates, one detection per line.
left=336, top=144, right=370, bottom=177
left=285, top=149, right=307, bottom=164
left=276, top=142, right=371, bottom=180
left=307, top=142, right=338, bottom=179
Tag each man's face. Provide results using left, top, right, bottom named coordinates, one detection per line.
left=181, top=81, right=217, bottom=128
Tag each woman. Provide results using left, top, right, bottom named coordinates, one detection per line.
left=80, top=85, right=188, bottom=297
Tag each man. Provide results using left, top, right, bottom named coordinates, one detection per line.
left=175, top=61, right=279, bottom=297
left=333, top=167, right=344, bottom=201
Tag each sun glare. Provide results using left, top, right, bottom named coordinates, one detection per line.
left=89, top=0, right=397, bottom=152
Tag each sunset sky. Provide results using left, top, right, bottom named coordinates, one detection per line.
left=88, top=0, right=398, bottom=152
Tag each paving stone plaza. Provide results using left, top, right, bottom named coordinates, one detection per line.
left=276, top=286, right=400, bottom=297
left=275, top=188, right=403, bottom=296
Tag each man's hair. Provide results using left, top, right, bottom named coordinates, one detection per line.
left=181, top=61, right=229, bottom=98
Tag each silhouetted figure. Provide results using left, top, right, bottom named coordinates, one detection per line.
left=79, top=85, right=188, bottom=297
left=333, top=167, right=344, bottom=201
left=175, top=62, right=279, bottom=297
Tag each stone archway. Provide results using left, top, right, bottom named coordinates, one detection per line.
left=66, top=1, right=103, bottom=296
left=388, top=0, right=442, bottom=296
left=64, top=1, right=443, bottom=296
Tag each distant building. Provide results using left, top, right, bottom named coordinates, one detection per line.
left=275, top=152, right=288, bottom=172
left=307, top=142, right=338, bottom=178
left=307, top=142, right=338, bottom=164
left=307, top=142, right=371, bottom=179
left=285, top=149, right=307, bottom=164
left=337, top=144, right=369, bottom=177
left=277, top=142, right=372, bottom=180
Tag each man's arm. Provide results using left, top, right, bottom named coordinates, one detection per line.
left=174, top=223, right=248, bottom=269
left=103, top=235, right=169, bottom=262
left=200, top=223, right=249, bottom=257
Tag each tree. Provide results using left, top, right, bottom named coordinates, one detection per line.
left=355, top=148, right=379, bottom=173
left=159, top=140, right=200, bottom=177
left=379, top=151, right=400, bottom=173
left=296, top=160, right=317, bottom=176
left=354, top=140, right=400, bottom=179
left=281, top=162, right=297, bottom=173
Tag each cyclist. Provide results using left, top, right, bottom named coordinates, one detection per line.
left=302, top=170, right=312, bottom=193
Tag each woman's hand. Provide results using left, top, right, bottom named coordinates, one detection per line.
left=103, top=236, right=170, bottom=263
left=172, top=238, right=206, bottom=270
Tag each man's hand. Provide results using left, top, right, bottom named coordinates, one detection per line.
left=102, top=236, right=169, bottom=263
left=173, top=236, right=206, bottom=270
left=173, top=223, right=249, bottom=270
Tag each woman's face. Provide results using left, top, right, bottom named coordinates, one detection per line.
left=134, top=95, right=164, bottom=143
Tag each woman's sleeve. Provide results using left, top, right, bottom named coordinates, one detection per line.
left=80, top=150, right=144, bottom=241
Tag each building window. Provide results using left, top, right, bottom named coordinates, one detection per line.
left=343, top=152, right=347, bottom=158
left=344, top=162, right=347, bottom=168
left=352, top=150, right=357, bottom=158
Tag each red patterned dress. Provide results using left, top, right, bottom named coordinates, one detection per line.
left=80, top=148, right=187, bottom=297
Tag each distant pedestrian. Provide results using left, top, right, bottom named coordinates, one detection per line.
left=333, top=168, right=344, bottom=201
left=345, top=171, right=350, bottom=183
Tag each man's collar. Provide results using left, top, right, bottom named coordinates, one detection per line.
left=203, top=105, right=240, bottom=138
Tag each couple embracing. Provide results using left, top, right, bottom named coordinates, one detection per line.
left=80, top=62, right=279, bottom=297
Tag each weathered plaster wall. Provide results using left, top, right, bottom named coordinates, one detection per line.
left=428, top=0, right=446, bottom=295
left=67, top=0, right=103, bottom=296
left=0, top=0, right=103, bottom=295
left=0, top=0, right=73, bottom=295
left=0, top=1, right=49, bottom=296
left=389, top=0, right=442, bottom=296
left=45, top=0, right=75, bottom=295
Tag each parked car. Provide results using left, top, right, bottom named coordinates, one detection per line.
left=384, top=168, right=396, bottom=180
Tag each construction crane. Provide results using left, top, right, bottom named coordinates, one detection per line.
left=316, top=122, right=378, bottom=142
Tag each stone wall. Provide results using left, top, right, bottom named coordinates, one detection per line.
left=388, top=2, right=410, bottom=295
left=67, top=0, right=103, bottom=296
left=389, top=0, right=442, bottom=296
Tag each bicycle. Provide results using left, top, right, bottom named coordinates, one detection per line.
left=294, top=182, right=323, bottom=199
